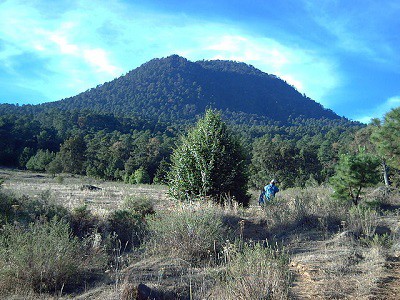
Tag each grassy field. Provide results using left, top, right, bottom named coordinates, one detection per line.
left=1, top=167, right=400, bottom=299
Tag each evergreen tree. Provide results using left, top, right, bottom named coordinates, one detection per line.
left=58, top=135, right=87, bottom=174
left=168, top=110, right=249, bottom=205
left=371, top=108, right=400, bottom=184
left=330, top=150, right=380, bottom=205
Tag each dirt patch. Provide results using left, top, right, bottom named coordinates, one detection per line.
left=372, top=256, right=400, bottom=299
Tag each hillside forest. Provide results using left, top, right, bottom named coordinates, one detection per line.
left=0, top=57, right=399, bottom=192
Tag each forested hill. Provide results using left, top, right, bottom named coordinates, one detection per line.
left=40, top=54, right=339, bottom=124
left=0, top=54, right=366, bottom=186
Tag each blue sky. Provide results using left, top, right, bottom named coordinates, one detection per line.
left=1, top=0, right=399, bottom=122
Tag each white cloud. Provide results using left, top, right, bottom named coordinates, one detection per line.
left=185, top=34, right=339, bottom=106
left=0, top=0, right=338, bottom=107
left=354, top=96, right=400, bottom=123
left=83, top=48, right=122, bottom=75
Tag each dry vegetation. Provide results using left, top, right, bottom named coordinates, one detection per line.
left=0, top=167, right=399, bottom=299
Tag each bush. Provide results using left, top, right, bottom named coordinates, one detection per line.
left=70, top=205, right=104, bottom=239
left=330, top=151, right=380, bottom=205
left=0, top=190, right=70, bottom=226
left=146, top=203, right=228, bottom=263
left=348, top=205, right=378, bottom=238
left=107, top=209, right=147, bottom=250
left=123, top=195, right=155, bottom=217
left=124, top=168, right=150, bottom=184
left=0, top=218, right=104, bottom=294
left=217, top=242, right=291, bottom=299
left=26, top=149, right=55, bottom=171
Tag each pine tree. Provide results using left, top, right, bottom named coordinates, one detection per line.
left=330, top=150, right=380, bottom=205
left=168, top=110, right=249, bottom=205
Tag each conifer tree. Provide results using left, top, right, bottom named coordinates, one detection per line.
left=330, top=150, right=380, bottom=205
left=168, top=110, right=249, bottom=205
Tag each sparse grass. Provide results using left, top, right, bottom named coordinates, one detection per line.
left=348, top=205, right=378, bottom=237
left=249, top=186, right=348, bottom=235
left=213, top=241, right=292, bottom=300
left=1, top=168, right=400, bottom=299
left=145, top=201, right=229, bottom=264
left=0, top=217, right=107, bottom=297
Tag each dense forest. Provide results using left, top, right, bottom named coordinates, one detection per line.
left=1, top=55, right=398, bottom=189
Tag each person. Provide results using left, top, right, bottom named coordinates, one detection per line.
left=258, top=179, right=279, bottom=205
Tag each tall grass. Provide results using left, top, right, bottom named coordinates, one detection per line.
left=146, top=202, right=228, bottom=263
left=215, top=241, right=292, bottom=299
left=253, top=186, right=349, bottom=234
left=0, top=218, right=106, bottom=296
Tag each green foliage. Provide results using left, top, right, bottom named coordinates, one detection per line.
left=70, top=205, right=103, bottom=239
left=0, top=55, right=362, bottom=187
left=122, top=196, right=155, bottom=217
left=107, top=209, right=147, bottom=249
left=153, top=158, right=170, bottom=184
left=372, top=107, right=400, bottom=169
left=220, top=242, right=291, bottom=300
left=57, top=135, right=87, bottom=174
left=26, top=149, right=55, bottom=171
left=251, top=135, right=322, bottom=189
left=0, top=218, right=103, bottom=294
left=0, top=190, right=18, bottom=224
left=360, top=233, right=393, bottom=248
left=133, top=167, right=150, bottom=184
left=44, top=55, right=340, bottom=123
left=146, top=204, right=227, bottom=262
left=348, top=205, right=378, bottom=237
left=46, top=155, right=64, bottom=175
left=331, top=151, right=380, bottom=205
left=168, top=110, right=250, bottom=204
left=0, top=189, right=69, bottom=226
left=19, top=147, right=35, bottom=168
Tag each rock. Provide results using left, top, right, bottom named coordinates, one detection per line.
left=80, top=184, right=102, bottom=191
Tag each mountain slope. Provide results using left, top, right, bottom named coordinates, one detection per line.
left=44, top=55, right=340, bottom=124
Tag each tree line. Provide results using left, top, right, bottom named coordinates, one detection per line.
left=1, top=105, right=398, bottom=199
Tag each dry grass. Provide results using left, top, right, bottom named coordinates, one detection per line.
left=1, top=168, right=400, bottom=299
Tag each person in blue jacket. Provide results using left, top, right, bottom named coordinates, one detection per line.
left=258, top=179, right=279, bottom=205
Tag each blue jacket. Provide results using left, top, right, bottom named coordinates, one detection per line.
left=264, top=184, right=279, bottom=200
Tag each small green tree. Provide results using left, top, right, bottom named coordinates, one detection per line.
left=168, top=110, right=249, bottom=205
left=26, top=149, right=56, bottom=171
left=330, top=151, right=380, bottom=205
left=57, top=135, right=87, bottom=174
left=371, top=107, right=400, bottom=185
left=371, top=107, right=400, bottom=168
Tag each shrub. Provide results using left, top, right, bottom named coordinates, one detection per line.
left=348, top=205, right=378, bottom=238
left=18, top=191, right=70, bottom=224
left=217, top=242, right=291, bottom=299
left=0, top=218, right=104, bottom=294
left=123, top=195, right=155, bottom=217
left=0, top=190, right=70, bottom=225
left=107, top=209, right=147, bottom=250
left=26, top=149, right=56, bottom=171
left=124, top=168, right=151, bottom=184
left=70, top=205, right=103, bottom=239
left=146, top=203, right=228, bottom=263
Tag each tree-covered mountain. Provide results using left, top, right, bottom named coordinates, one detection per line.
left=41, top=54, right=340, bottom=124
left=0, top=55, right=365, bottom=187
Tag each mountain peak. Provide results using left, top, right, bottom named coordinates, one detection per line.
left=49, top=55, right=340, bottom=124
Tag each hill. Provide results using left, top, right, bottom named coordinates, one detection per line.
left=42, top=54, right=340, bottom=124
left=0, top=55, right=363, bottom=184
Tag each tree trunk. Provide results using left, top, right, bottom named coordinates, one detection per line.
left=382, top=159, right=391, bottom=186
